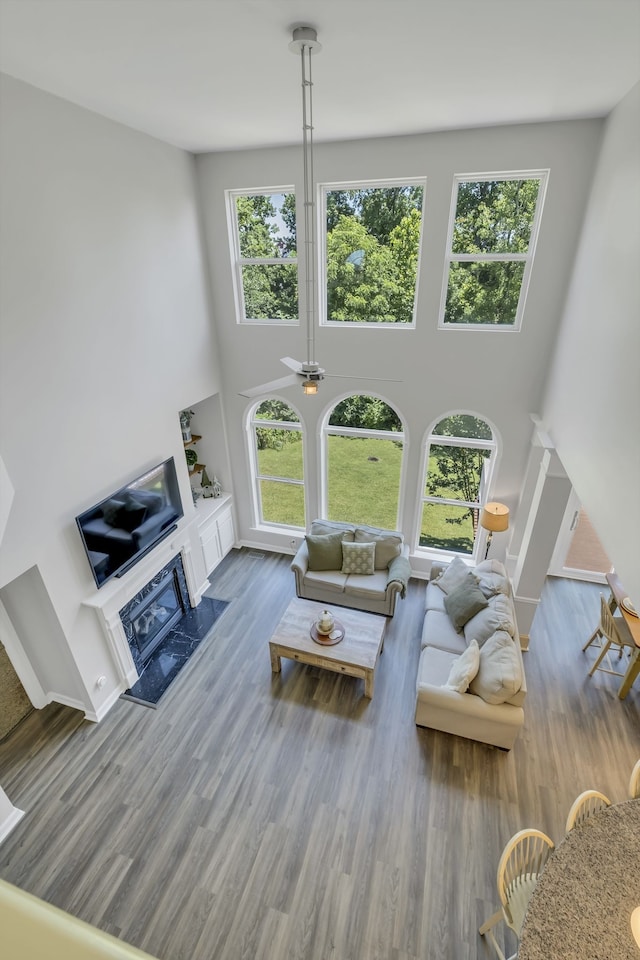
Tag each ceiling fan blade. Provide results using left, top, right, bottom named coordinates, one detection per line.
left=324, top=374, right=403, bottom=382
left=239, top=374, right=299, bottom=398
left=280, top=356, right=304, bottom=374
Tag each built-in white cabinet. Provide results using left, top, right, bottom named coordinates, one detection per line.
left=196, top=493, right=235, bottom=575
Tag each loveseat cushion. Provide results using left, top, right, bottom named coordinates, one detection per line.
left=310, top=520, right=356, bottom=540
left=346, top=570, right=389, bottom=599
left=463, top=594, right=516, bottom=646
left=354, top=526, right=403, bottom=569
left=444, top=574, right=488, bottom=630
left=303, top=569, right=347, bottom=592
left=432, top=555, right=472, bottom=594
left=306, top=531, right=347, bottom=570
left=425, top=581, right=447, bottom=613
left=469, top=629, right=523, bottom=704
left=341, top=540, right=376, bottom=575
left=475, top=570, right=511, bottom=599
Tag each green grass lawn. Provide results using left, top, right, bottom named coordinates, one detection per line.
left=258, top=435, right=477, bottom=551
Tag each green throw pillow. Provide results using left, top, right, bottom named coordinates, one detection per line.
left=444, top=573, right=489, bottom=631
left=306, top=532, right=347, bottom=571
left=341, top=540, right=376, bottom=576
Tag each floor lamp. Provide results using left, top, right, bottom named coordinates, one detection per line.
left=480, top=502, right=510, bottom=560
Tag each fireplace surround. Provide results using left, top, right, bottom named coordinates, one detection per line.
left=119, top=555, right=188, bottom=672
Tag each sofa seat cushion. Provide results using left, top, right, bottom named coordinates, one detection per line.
left=469, top=629, right=523, bottom=705
left=345, top=570, right=389, bottom=599
left=303, top=569, right=347, bottom=593
left=354, top=526, right=403, bottom=569
left=464, top=594, right=516, bottom=646
left=421, top=610, right=466, bottom=655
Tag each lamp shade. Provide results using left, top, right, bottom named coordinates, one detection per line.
left=480, top=502, right=510, bottom=533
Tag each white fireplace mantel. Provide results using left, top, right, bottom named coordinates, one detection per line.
left=82, top=516, right=208, bottom=688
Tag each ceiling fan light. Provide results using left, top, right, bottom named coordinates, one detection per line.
left=302, top=379, right=318, bottom=396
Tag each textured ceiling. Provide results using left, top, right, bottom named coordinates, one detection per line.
left=0, top=0, right=638, bottom=153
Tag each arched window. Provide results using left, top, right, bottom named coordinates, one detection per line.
left=323, top=394, right=405, bottom=528
left=249, top=399, right=305, bottom=528
left=419, top=413, right=496, bottom=557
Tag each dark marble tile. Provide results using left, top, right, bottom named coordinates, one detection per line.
left=121, top=597, right=229, bottom=707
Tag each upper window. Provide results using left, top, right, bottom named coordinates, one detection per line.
left=323, top=395, right=405, bottom=528
left=321, top=180, right=425, bottom=326
left=439, top=172, right=548, bottom=330
left=418, top=413, right=496, bottom=557
left=249, top=400, right=305, bottom=528
left=227, top=189, right=298, bottom=323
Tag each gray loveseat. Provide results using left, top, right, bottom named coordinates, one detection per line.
left=415, top=557, right=526, bottom=750
left=291, top=519, right=411, bottom=617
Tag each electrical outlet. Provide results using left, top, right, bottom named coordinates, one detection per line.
left=290, top=538, right=297, bottom=549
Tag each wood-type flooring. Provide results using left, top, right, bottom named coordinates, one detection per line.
left=0, top=549, right=638, bottom=960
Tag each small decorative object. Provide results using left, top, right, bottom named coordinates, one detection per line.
left=185, top=448, right=198, bottom=473
left=200, top=467, right=215, bottom=498
left=317, top=609, right=335, bottom=635
left=310, top=616, right=345, bottom=645
left=180, top=409, right=195, bottom=442
left=211, top=475, right=222, bottom=498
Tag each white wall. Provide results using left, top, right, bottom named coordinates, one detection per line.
left=0, top=75, right=221, bottom=714
left=542, top=83, right=640, bottom=605
left=196, top=120, right=603, bottom=572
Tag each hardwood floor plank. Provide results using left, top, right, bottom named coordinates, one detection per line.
left=0, top=552, right=638, bottom=959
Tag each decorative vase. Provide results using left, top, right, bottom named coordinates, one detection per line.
left=317, top=609, right=334, bottom=635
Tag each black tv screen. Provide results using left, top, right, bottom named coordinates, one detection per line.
left=76, top=457, right=184, bottom=588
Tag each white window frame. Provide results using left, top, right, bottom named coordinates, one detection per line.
left=248, top=402, right=305, bottom=531
left=415, top=414, right=498, bottom=561
left=321, top=394, right=406, bottom=527
left=438, top=170, right=549, bottom=333
left=319, top=178, right=426, bottom=329
left=226, top=186, right=299, bottom=326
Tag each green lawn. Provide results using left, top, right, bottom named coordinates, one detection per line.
left=258, top=435, right=477, bottom=551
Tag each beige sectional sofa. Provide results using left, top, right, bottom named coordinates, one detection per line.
left=415, top=557, right=526, bottom=750
left=291, top=519, right=411, bottom=617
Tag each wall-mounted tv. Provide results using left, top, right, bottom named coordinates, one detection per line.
left=76, top=457, right=184, bottom=588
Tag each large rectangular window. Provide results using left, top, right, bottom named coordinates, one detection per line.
left=227, top=189, right=298, bottom=323
left=439, top=171, right=548, bottom=330
left=251, top=401, right=305, bottom=528
left=321, top=180, right=425, bottom=326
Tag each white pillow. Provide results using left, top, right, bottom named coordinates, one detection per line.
left=434, top=556, right=472, bottom=594
left=469, top=630, right=522, bottom=704
left=443, top=639, right=480, bottom=693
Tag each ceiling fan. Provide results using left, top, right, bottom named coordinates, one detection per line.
left=239, top=356, right=397, bottom=399
left=239, top=26, right=400, bottom=401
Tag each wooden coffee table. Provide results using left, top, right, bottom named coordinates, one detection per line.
left=269, top=597, right=386, bottom=698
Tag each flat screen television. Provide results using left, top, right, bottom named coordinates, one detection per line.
left=76, top=457, right=184, bottom=588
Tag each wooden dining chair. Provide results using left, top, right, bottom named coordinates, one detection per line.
left=629, top=759, right=640, bottom=799
left=565, top=789, right=611, bottom=832
left=587, top=595, right=635, bottom=680
left=479, top=828, right=555, bottom=960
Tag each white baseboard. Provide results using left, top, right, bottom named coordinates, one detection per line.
left=0, top=803, right=25, bottom=845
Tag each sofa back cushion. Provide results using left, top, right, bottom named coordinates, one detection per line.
left=464, top=594, right=516, bottom=646
left=306, top=532, right=349, bottom=570
left=354, top=526, right=403, bottom=569
left=469, top=629, right=523, bottom=704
